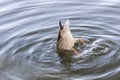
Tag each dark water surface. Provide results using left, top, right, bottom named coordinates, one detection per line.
left=0, top=0, right=120, bottom=80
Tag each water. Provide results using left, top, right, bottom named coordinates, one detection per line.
left=0, top=0, right=120, bottom=80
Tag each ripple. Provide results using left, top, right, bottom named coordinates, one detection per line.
left=0, top=0, right=120, bottom=80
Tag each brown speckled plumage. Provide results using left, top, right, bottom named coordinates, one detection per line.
left=57, top=19, right=85, bottom=58
left=57, top=19, right=75, bottom=50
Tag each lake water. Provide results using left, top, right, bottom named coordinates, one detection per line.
left=0, top=0, right=120, bottom=80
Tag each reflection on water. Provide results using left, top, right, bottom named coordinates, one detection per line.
left=0, top=0, right=120, bottom=80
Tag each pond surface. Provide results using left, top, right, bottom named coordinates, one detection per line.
left=0, top=0, right=120, bottom=80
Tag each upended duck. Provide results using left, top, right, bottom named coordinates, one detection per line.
left=57, top=19, right=85, bottom=58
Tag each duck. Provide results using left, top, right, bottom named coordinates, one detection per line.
left=57, top=19, right=85, bottom=58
